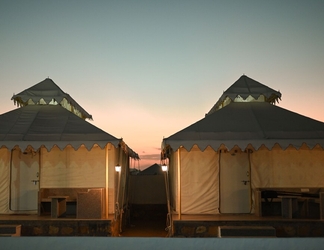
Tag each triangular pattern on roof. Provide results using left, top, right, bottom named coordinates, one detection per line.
left=207, top=75, right=281, bottom=114
left=11, top=78, right=92, bottom=120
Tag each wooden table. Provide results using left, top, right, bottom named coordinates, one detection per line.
left=48, top=196, right=69, bottom=218
left=278, top=196, right=299, bottom=219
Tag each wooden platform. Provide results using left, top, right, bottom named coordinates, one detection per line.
left=0, top=224, right=21, bottom=237
left=218, top=226, right=276, bottom=237
left=2, top=213, right=324, bottom=237
left=171, top=214, right=324, bottom=237
left=0, top=214, right=117, bottom=236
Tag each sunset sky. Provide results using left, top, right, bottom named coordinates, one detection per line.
left=1, top=1, right=324, bottom=169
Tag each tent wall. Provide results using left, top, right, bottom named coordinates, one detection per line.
left=219, top=151, right=251, bottom=213
left=167, top=144, right=324, bottom=215
left=10, top=149, right=39, bottom=212
left=41, top=144, right=118, bottom=214
left=0, top=148, right=39, bottom=214
left=41, top=145, right=107, bottom=188
left=0, top=148, right=10, bottom=214
left=115, top=146, right=130, bottom=214
left=251, top=145, right=324, bottom=188
left=169, top=146, right=219, bottom=214
left=0, top=143, right=132, bottom=216
left=169, top=147, right=178, bottom=213
left=129, top=175, right=166, bottom=204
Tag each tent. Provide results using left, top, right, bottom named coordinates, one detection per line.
left=0, top=78, right=139, bottom=223
left=138, top=163, right=163, bottom=175
left=129, top=163, right=166, bottom=204
left=161, top=75, right=324, bottom=215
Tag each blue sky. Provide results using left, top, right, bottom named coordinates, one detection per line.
left=1, top=0, right=324, bottom=169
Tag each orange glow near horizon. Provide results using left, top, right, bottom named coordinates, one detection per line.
left=1, top=1, right=324, bottom=171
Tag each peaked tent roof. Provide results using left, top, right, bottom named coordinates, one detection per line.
left=11, top=78, right=92, bottom=120
left=163, top=102, right=324, bottom=152
left=207, top=75, right=281, bottom=114
left=138, top=163, right=163, bottom=175
left=0, top=104, right=138, bottom=158
left=162, top=76, right=324, bottom=153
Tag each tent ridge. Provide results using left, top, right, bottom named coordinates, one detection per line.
left=11, top=78, right=93, bottom=120
left=207, top=75, right=282, bottom=114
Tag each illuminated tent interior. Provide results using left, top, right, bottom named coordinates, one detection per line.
left=0, top=78, right=139, bottom=225
left=162, top=75, right=324, bottom=215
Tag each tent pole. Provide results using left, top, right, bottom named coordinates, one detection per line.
left=115, top=144, right=122, bottom=222
left=119, top=153, right=126, bottom=233
left=218, top=149, right=221, bottom=214
left=38, top=147, right=41, bottom=215
left=177, top=147, right=181, bottom=220
left=8, top=148, right=14, bottom=212
left=164, top=164, right=173, bottom=236
left=248, top=149, right=253, bottom=213
left=105, top=144, right=109, bottom=219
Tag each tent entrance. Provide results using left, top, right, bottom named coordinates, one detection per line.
left=10, top=149, right=39, bottom=212
left=220, top=151, right=251, bottom=213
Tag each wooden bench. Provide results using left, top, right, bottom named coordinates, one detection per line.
left=218, top=226, right=276, bottom=238
left=48, top=196, right=69, bottom=218
left=0, top=225, right=21, bottom=237
left=39, top=188, right=105, bottom=218
left=39, top=188, right=80, bottom=217
left=278, top=196, right=299, bottom=219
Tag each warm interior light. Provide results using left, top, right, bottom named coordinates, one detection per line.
left=115, top=165, right=121, bottom=172
left=161, top=165, right=168, bottom=172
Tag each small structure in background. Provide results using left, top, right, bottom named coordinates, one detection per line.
left=128, top=163, right=167, bottom=223
left=138, top=163, right=163, bottom=175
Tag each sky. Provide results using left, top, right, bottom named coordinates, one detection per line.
left=1, top=0, right=324, bottom=170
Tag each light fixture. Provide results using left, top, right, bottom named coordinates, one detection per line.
left=161, top=164, right=168, bottom=172
left=115, top=165, right=121, bottom=172
left=23, top=147, right=36, bottom=155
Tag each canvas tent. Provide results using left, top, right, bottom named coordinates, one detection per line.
left=138, top=163, right=163, bottom=175
left=0, top=78, right=139, bottom=222
left=161, top=75, right=324, bottom=215
left=129, top=164, right=166, bottom=205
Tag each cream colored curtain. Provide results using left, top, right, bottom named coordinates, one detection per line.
left=40, top=145, right=106, bottom=188
left=171, top=146, right=219, bottom=214
left=169, top=148, right=178, bottom=213
left=251, top=145, right=324, bottom=188
left=40, top=144, right=118, bottom=214
left=0, top=148, right=10, bottom=213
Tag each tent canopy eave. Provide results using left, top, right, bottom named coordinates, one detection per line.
left=0, top=140, right=140, bottom=159
left=0, top=140, right=120, bottom=152
left=162, top=139, right=324, bottom=154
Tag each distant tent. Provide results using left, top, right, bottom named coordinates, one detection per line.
left=138, top=163, right=163, bottom=175
left=129, top=163, right=166, bottom=205
left=0, top=78, right=138, bottom=230
left=162, top=75, right=324, bottom=215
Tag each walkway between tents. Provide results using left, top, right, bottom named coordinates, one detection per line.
left=121, top=204, right=168, bottom=237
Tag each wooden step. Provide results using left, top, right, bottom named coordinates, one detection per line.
left=218, top=226, right=276, bottom=238
left=0, top=225, right=21, bottom=237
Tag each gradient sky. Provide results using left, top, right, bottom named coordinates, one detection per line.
left=1, top=1, right=324, bottom=169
